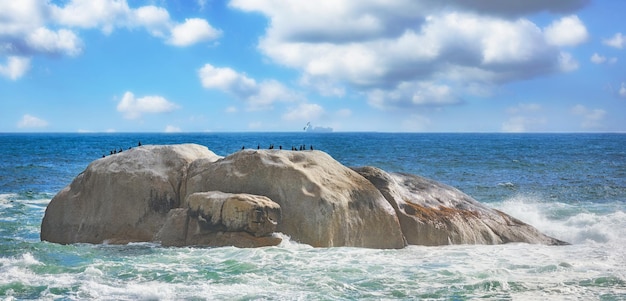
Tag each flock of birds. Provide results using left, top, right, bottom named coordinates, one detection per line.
left=102, top=141, right=315, bottom=159
left=102, top=141, right=142, bottom=158
left=243, top=144, right=314, bottom=151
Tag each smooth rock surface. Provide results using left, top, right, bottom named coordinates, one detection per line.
left=40, top=144, right=221, bottom=244
left=185, top=149, right=407, bottom=248
left=353, top=166, right=567, bottom=246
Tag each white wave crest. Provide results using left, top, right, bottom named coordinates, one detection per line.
left=492, top=194, right=626, bottom=245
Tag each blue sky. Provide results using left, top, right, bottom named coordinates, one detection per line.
left=1, top=0, right=625, bottom=132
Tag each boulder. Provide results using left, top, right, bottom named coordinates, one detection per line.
left=40, top=144, right=221, bottom=244
left=185, top=149, right=407, bottom=248
left=353, top=166, right=567, bottom=246
left=155, top=191, right=282, bottom=247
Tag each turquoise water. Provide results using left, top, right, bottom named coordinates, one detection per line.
left=1, top=133, right=625, bottom=299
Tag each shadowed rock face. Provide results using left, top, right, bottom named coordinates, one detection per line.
left=40, top=144, right=220, bottom=245
left=41, top=144, right=567, bottom=248
left=155, top=191, right=283, bottom=248
left=352, top=166, right=568, bottom=246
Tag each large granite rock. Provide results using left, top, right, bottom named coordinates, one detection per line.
left=353, top=166, right=567, bottom=246
left=41, top=143, right=567, bottom=248
left=185, top=149, right=406, bottom=248
left=40, top=144, right=221, bottom=244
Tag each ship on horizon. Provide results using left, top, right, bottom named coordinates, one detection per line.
left=304, top=122, right=333, bottom=133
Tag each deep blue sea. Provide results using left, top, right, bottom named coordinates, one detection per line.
left=1, top=133, right=625, bottom=300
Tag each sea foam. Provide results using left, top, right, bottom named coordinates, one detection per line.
left=492, top=193, right=626, bottom=245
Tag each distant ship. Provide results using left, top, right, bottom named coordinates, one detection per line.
left=303, top=122, right=333, bottom=133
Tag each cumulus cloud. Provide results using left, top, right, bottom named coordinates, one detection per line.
left=603, top=33, right=625, bottom=49
left=26, top=27, right=83, bottom=56
left=231, top=0, right=588, bottom=111
left=0, top=1, right=220, bottom=78
left=168, top=18, right=221, bottom=46
left=591, top=53, right=606, bottom=64
left=544, top=15, right=588, bottom=46
left=17, top=114, right=48, bottom=128
left=198, top=64, right=299, bottom=110
left=591, top=53, right=617, bottom=65
left=282, top=103, right=324, bottom=121
left=133, top=6, right=171, bottom=37
left=0, top=56, right=31, bottom=80
left=571, top=104, right=606, bottom=129
left=116, top=91, right=179, bottom=119
left=49, top=1, right=221, bottom=46
left=368, top=81, right=460, bottom=110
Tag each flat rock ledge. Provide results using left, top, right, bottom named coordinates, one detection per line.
left=155, top=191, right=282, bottom=247
left=40, top=144, right=567, bottom=248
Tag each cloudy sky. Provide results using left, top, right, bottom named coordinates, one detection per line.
left=1, top=0, right=625, bottom=132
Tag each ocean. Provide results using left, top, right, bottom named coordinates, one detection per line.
left=1, top=132, right=625, bottom=300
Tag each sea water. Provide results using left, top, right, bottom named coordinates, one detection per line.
left=0, top=133, right=624, bottom=300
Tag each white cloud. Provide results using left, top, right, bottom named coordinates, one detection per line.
left=225, top=106, right=238, bottom=113
left=116, top=91, right=179, bottom=119
left=50, top=1, right=221, bottom=46
left=591, top=53, right=606, bottom=64
left=164, top=125, right=182, bottom=133
left=603, top=33, right=625, bottom=49
left=0, top=1, right=220, bottom=79
left=368, top=81, right=460, bottom=110
left=50, top=0, right=130, bottom=34
left=133, top=6, right=171, bottom=37
left=619, top=83, right=626, bottom=98
left=558, top=51, right=579, bottom=72
left=0, top=0, right=47, bottom=36
left=0, top=56, right=31, bottom=80
left=544, top=15, right=588, bottom=46
left=299, top=75, right=345, bottom=97
left=282, top=103, right=324, bottom=121
left=198, top=64, right=299, bottom=110
left=501, top=116, right=547, bottom=133
left=591, top=53, right=618, bottom=65
left=17, top=114, right=48, bottom=128
left=571, top=104, right=606, bottom=129
left=232, top=1, right=584, bottom=112
left=26, top=27, right=82, bottom=56
left=168, top=18, right=221, bottom=47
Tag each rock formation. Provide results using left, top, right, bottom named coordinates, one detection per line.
left=155, top=191, right=282, bottom=247
left=40, top=144, right=221, bottom=244
left=40, top=143, right=567, bottom=248
left=353, top=166, right=567, bottom=246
